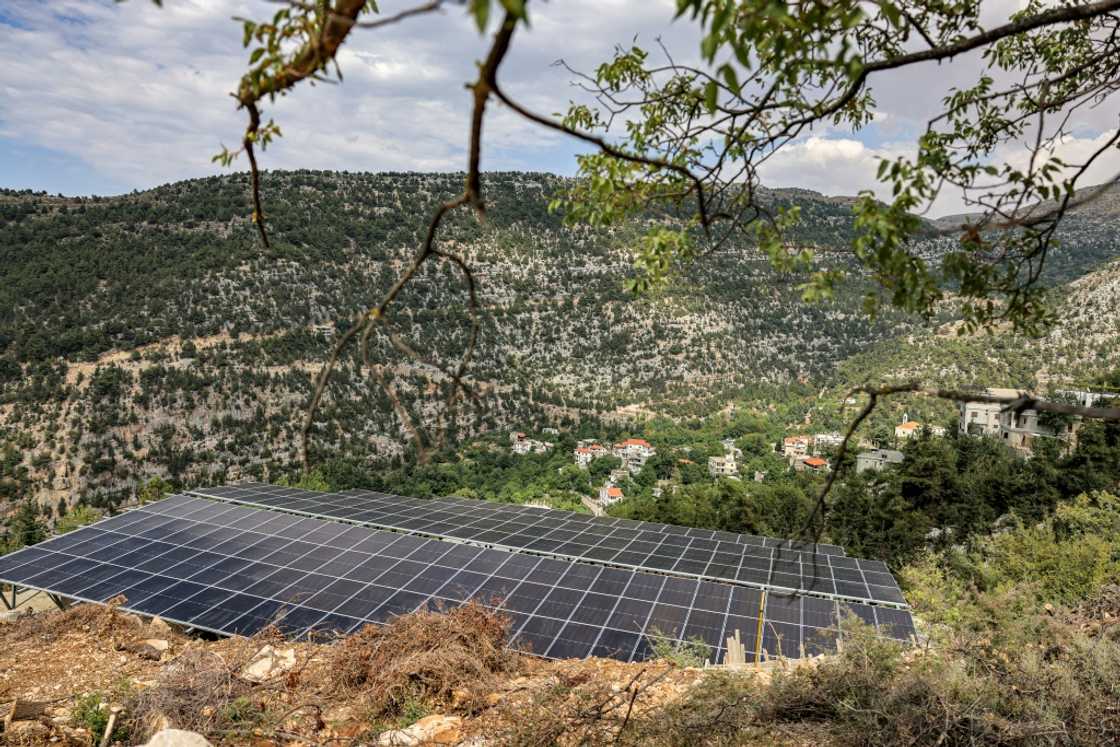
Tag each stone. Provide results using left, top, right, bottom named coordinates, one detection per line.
left=125, top=638, right=170, bottom=660
left=240, top=645, right=297, bottom=683
left=5, top=720, right=51, bottom=744
left=143, top=729, right=214, bottom=747
left=0, top=610, right=28, bottom=623
left=377, top=715, right=462, bottom=747
left=149, top=616, right=174, bottom=634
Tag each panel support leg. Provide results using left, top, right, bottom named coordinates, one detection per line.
left=0, top=586, right=11, bottom=611
left=47, top=593, right=71, bottom=611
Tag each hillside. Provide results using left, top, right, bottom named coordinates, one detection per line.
left=838, top=257, right=1120, bottom=392
left=2, top=172, right=1119, bottom=518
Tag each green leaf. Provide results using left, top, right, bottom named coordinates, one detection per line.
left=499, top=0, right=527, bottom=21
left=470, top=0, right=491, bottom=32
left=704, top=80, right=718, bottom=113
left=719, top=63, right=739, bottom=93
left=249, top=47, right=265, bottom=65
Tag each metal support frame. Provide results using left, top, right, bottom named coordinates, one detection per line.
left=0, top=585, right=13, bottom=611
left=46, top=593, right=70, bottom=611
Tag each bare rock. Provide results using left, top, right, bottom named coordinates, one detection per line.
left=143, top=729, right=214, bottom=747
left=377, top=715, right=463, bottom=746
left=240, top=645, right=297, bottom=683
left=125, top=638, right=171, bottom=660
left=148, top=616, right=173, bottom=634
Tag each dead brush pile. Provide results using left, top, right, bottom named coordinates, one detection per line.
left=328, top=601, right=520, bottom=717
left=0, top=595, right=144, bottom=646
left=125, top=629, right=319, bottom=743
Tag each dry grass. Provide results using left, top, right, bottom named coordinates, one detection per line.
left=328, top=601, right=520, bottom=718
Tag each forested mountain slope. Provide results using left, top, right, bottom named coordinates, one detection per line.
left=1, top=171, right=1117, bottom=517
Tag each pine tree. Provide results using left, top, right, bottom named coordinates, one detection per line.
left=11, top=501, right=47, bottom=548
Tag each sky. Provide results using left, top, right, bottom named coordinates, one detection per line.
left=0, top=0, right=1117, bottom=216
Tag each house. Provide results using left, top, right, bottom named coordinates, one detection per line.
left=856, top=449, right=905, bottom=473
left=609, top=468, right=630, bottom=484
left=542, top=427, right=560, bottom=436
left=958, top=388, right=1021, bottom=436
left=574, top=443, right=609, bottom=468
left=812, top=432, right=844, bottom=452
left=512, top=432, right=553, bottom=455
left=782, top=436, right=810, bottom=459
left=998, top=408, right=1077, bottom=456
left=613, top=438, right=655, bottom=474
left=708, top=454, right=739, bottom=478
left=895, top=421, right=922, bottom=440
left=598, top=485, right=624, bottom=505
left=958, top=387, right=1097, bottom=456
left=796, top=456, right=830, bottom=473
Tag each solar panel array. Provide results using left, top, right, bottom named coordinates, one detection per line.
left=189, top=483, right=905, bottom=607
left=0, top=494, right=915, bottom=663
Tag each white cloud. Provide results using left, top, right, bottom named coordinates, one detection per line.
left=0, top=0, right=1116, bottom=213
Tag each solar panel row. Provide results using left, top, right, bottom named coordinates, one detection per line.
left=189, top=484, right=905, bottom=607
left=0, top=495, right=915, bottom=664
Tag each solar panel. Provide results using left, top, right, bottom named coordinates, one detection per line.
left=189, top=483, right=905, bottom=608
left=0, top=495, right=914, bottom=663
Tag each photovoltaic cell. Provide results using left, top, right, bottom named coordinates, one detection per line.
left=188, top=483, right=906, bottom=608
left=0, top=495, right=914, bottom=664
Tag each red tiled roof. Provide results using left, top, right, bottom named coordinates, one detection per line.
left=606, top=486, right=623, bottom=497
left=897, top=421, right=920, bottom=430
left=620, top=438, right=651, bottom=448
left=804, top=457, right=828, bottom=467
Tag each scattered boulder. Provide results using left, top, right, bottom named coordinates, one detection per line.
left=148, top=617, right=174, bottom=634
left=124, top=638, right=171, bottom=661
left=377, top=715, right=462, bottom=746
left=240, top=645, right=297, bottom=683
left=143, top=729, right=214, bottom=747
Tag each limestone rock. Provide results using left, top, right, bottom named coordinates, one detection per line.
left=377, top=715, right=462, bottom=746
left=149, top=616, right=174, bottom=634
left=125, top=638, right=170, bottom=660
left=240, top=645, right=297, bottom=683
left=143, top=729, right=214, bottom=747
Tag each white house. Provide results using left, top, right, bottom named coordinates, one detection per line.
left=895, top=421, right=922, bottom=440
left=782, top=435, right=810, bottom=459
left=598, top=485, right=624, bottom=505
left=573, top=442, right=609, bottom=469
left=613, top=438, right=655, bottom=474
left=812, top=432, right=844, bottom=452
left=708, top=454, right=739, bottom=478
left=512, top=433, right=553, bottom=455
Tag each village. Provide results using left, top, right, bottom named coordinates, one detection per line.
left=505, top=386, right=1116, bottom=513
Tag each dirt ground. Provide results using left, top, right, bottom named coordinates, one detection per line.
left=0, top=602, right=750, bottom=746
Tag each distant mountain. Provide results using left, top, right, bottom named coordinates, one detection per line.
left=1, top=171, right=1117, bottom=517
